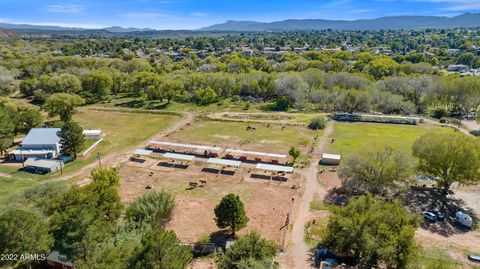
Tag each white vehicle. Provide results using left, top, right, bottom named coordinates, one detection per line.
left=455, top=211, right=473, bottom=228
left=422, top=211, right=437, bottom=222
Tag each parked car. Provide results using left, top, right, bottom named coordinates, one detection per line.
left=455, top=211, right=473, bottom=228
left=434, top=211, right=445, bottom=221
left=315, top=249, right=335, bottom=267
left=422, top=211, right=437, bottom=223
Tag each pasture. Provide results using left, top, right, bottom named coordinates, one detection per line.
left=172, top=120, right=318, bottom=154
left=325, top=122, right=457, bottom=156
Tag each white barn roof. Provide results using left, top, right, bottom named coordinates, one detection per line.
left=225, top=149, right=288, bottom=159
left=207, top=158, right=241, bottom=167
left=133, top=149, right=153, bottom=156
left=322, top=153, right=341, bottom=160
left=256, top=163, right=294, bottom=173
left=83, top=129, right=102, bottom=135
left=149, top=141, right=222, bottom=152
left=163, top=152, right=196, bottom=161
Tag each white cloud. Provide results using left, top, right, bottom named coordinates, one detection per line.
left=43, top=4, right=85, bottom=13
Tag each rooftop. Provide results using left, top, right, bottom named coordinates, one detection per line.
left=22, top=128, right=61, bottom=146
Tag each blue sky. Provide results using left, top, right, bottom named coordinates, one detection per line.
left=1, top=0, right=480, bottom=29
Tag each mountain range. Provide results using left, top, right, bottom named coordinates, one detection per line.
left=1, top=13, right=480, bottom=33
left=0, top=23, right=152, bottom=33
left=199, top=13, right=480, bottom=31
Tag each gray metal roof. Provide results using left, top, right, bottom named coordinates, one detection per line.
left=22, top=128, right=61, bottom=146
left=24, top=158, right=63, bottom=169
left=46, top=251, right=74, bottom=266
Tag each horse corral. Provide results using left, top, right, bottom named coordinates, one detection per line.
left=118, top=157, right=303, bottom=244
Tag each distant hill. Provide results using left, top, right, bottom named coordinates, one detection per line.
left=0, top=29, right=18, bottom=38
left=200, top=13, right=480, bottom=31
left=103, top=26, right=154, bottom=33
left=0, top=23, right=152, bottom=33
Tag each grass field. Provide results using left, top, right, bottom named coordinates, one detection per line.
left=0, top=110, right=179, bottom=203
left=173, top=120, right=319, bottom=154
left=325, top=122, right=457, bottom=157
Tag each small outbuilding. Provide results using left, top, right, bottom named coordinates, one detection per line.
left=45, top=251, right=75, bottom=269
left=320, top=153, right=341, bottom=165
left=83, top=129, right=102, bottom=140
left=24, top=158, right=64, bottom=174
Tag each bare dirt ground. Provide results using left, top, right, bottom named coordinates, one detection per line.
left=188, top=258, right=216, bottom=269
left=462, top=120, right=480, bottom=131
left=118, top=161, right=303, bottom=244
left=453, top=184, right=480, bottom=216
left=278, top=121, right=335, bottom=269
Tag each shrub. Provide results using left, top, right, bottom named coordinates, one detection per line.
left=433, top=107, right=448, bottom=119
left=126, top=190, right=175, bottom=228
left=308, top=116, right=326, bottom=130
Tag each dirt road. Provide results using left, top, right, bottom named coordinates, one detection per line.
left=61, top=112, right=195, bottom=185
left=279, top=121, right=335, bottom=269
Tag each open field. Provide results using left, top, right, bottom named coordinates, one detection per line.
left=324, top=122, right=457, bottom=156
left=171, top=120, right=318, bottom=155
left=0, top=110, right=179, bottom=202
left=118, top=160, right=303, bottom=244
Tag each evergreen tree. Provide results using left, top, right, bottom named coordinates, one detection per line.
left=214, top=193, right=249, bottom=236
left=58, top=121, right=84, bottom=159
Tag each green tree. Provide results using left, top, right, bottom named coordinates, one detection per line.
left=193, top=87, right=218, bottom=105
left=288, top=146, right=301, bottom=163
left=129, top=229, right=192, bottom=269
left=126, top=189, right=175, bottom=228
left=0, top=209, right=54, bottom=268
left=49, top=167, right=123, bottom=258
left=87, top=167, right=124, bottom=222
left=412, top=132, right=480, bottom=203
left=308, top=116, right=326, bottom=130
left=161, top=79, right=183, bottom=104
left=0, top=106, right=15, bottom=155
left=44, top=93, right=85, bottom=122
left=321, top=194, right=418, bottom=268
left=58, top=121, right=84, bottom=159
left=339, top=146, right=413, bottom=195
left=214, top=193, right=249, bottom=236
left=219, top=232, right=278, bottom=269
left=82, top=71, right=113, bottom=100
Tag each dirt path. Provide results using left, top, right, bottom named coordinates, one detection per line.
left=280, top=121, right=335, bottom=269
left=60, top=112, right=195, bottom=184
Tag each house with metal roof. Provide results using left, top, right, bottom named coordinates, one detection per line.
left=8, top=128, right=61, bottom=161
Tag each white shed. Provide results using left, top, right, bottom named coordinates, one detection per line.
left=83, top=130, right=102, bottom=140
left=320, top=153, right=341, bottom=165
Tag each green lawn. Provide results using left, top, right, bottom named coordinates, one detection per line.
left=325, top=122, right=457, bottom=157
left=0, top=110, right=179, bottom=202
left=174, top=120, right=318, bottom=154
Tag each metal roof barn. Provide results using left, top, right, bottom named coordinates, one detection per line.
left=225, top=149, right=288, bottom=159
left=256, top=163, right=294, bottom=173
left=22, top=128, right=61, bottom=145
left=133, top=149, right=153, bottom=156
left=163, top=152, right=196, bottom=161
left=207, top=158, right=241, bottom=167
